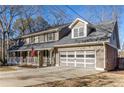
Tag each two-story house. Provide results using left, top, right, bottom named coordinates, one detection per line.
left=9, top=18, right=120, bottom=71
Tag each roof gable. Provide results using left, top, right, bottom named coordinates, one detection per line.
left=69, top=18, right=88, bottom=29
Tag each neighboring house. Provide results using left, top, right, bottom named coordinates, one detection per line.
left=8, top=18, right=120, bottom=71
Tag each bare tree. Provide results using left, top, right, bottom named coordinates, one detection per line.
left=44, top=6, right=72, bottom=26
left=0, top=5, right=22, bottom=64
left=85, top=6, right=122, bottom=24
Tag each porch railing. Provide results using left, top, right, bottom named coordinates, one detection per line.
left=8, top=57, right=39, bottom=66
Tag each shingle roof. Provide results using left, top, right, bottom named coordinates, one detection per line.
left=9, top=20, right=116, bottom=51
left=20, top=23, right=70, bottom=39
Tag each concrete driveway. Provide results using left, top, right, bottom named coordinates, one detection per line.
left=0, top=66, right=100, bottom=87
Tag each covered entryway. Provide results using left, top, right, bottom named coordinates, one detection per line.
left=59, top=50, right=96, bottom=69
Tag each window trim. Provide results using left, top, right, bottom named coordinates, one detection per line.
left=72, top=26, right=87, bottom=39
left=47, top=32, right=55, bottom=42
left=38, top=35, right=45, bottom=43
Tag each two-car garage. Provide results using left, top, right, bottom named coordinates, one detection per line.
left=59, top=50, right=96, bottom=69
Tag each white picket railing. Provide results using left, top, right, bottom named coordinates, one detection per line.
left=8, top=57, right=39, bottom=66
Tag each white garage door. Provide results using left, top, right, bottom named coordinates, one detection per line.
left=60, top=50, right=95, bottom=69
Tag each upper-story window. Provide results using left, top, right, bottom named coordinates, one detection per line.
left=72, top=27, right=84, bottom=38
left=26, top=38, right=30, bottom=44
left=38, top=35, right=44, bottom=43
left=47, top=33, right=55, bottom=41
left=35, top=36, right=38, bottom=43
left=30, top=37, right=35, bottom=44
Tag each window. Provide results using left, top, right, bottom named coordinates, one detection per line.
left=76, top=51, right=84, bottom=58
left=76, top=55, right=84, bottom=58
left=30, top=37, right=35, bottom=44
left=60, top=52, right=66, bottom=62
left=38, top=35, right=44, bottom=43
left=72, top=27, right=85, bottom=38
left=73, top=29, right=78, bottom=38
left=35, top=36, right=38, bottom=43
left=86, top=54, right=95, bottom=58
left=48, top=33, right=53, bottom=41
left=68, top=55, right=74, bottom=57
left=26, top=38, right=29, bottom=44
left=60, top=55, right=66, bottom=57
left=60, top=52, right=66, bottom=58
left=47, top=33, right=55, bottom=41
left=79, top=27, right=84, bottom=36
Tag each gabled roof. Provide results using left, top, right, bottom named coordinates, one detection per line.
left=69, top=18, right=88, bottom=29
left=94, top=20, right=117, bottom=33
left=9, top=19, right=117, bottom=51
left=20, top=23, right=70, bottom=39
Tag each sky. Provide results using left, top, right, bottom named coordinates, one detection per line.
left=42, top=5, right=124, bottom=48
left=69, top=5, right=124, bottom=48
left=1, top=5, right=124, bottom=48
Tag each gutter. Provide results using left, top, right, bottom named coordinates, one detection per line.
left=54, top=40, right=109, bottom=48
left=9, top=48, right=53, bottom=52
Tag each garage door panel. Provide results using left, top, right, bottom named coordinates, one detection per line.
left=60, top=63, right=66, bottom=66
left=86, top=64, right=95, bottom=69
left=68, top=63, right=74, bottom=67
left=76, top=64, right=85, bottom=68
left=68, top=59, right=75, bottom=62
left=59, top=50, right=95, bottom=69
left=60, top=59, right=66, bottom=62
left=85, top=59, right=95, bottom=63
left=76, top=59, right=84, bottom=62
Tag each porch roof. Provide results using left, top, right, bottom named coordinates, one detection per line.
left=9, top=42, right=54, bottom=52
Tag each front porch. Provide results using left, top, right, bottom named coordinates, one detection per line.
left=8, top=49, right=55, bottom=67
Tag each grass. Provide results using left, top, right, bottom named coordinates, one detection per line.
left=0, top=66, right=17, bottom=72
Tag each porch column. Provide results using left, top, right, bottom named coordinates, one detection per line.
left=55, top=49, right=59, bottom=66
left=49, top=49, right=52, bottom=66
left=39, top=50, right=43, bottom=67
left=20, top=51, right=22, bottom=65
left=38, top=50, right=40, bottom=67
left=27, top=51, right=30, bottom=65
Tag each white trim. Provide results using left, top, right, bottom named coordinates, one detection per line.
left=96, top=68, right=105, bottom=71
left=66, top=51, right=68, bottom=66
left=74, top=51, right=76, bottom=67
left=69, top=18, right=88, bottom=29
left=54, top=41, right=109, bottom=47
left=84, top=51, right=86, bottom=68
left=56, top=64, right=59, bottom=66
left=72, top=26, right=86, bottom=39
left=95, top=50, right=97, bottom=69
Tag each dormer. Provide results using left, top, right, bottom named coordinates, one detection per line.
left=69, top=18, right=88, bottom=39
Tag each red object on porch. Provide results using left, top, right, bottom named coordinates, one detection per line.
left=31, top=47, right=36, bottom=57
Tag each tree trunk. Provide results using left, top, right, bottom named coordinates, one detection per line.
left=2, top=31, right=5, bottom=65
